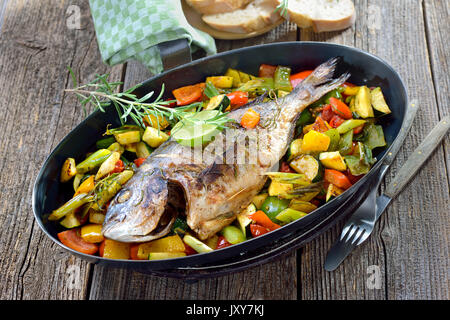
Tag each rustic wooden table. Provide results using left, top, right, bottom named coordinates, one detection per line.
left=0, top=0, right=448, bottom=300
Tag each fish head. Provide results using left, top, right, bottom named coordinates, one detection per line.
left=102, top=168, right=176, bottom=242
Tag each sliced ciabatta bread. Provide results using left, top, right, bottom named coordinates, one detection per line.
left=277, top=0, right=355, bottom=32
left=202, top=0, right=281, bottom=34
left=186, top=0, right=253, bottom=15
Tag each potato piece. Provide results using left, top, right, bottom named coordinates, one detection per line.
left=60, top=158, right=77, bottom=182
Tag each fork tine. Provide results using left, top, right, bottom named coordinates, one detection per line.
left=351, top=228, right=365, bottom=245
left=356, top=230, right=371, bottom=245
left=343, top=225, right=358, bottom=243
left=340, top=224, right=352, bottom=241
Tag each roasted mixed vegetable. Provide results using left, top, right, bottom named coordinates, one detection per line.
left=52, top=62, right=390, bottom=260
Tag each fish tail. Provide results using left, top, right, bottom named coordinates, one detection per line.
left=301, top=57, right=340, bottom=87
left=313, top=71, right=351, bottom=98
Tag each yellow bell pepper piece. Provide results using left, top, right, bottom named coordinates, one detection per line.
left=80, top=224, right=104, bottom=243
left=137, top=235, right=185, bottom=260
left=101, top=239, right=130, bottom=259
left=301, top=130, right=330, bottom=152
left=74, top=175, right=95, bottom=197
left=206, top=76, right=234, bottom=88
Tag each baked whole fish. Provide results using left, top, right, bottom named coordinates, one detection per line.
left=102, top=58, right=349, bottom=242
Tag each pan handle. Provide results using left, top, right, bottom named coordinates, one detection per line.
left=156, top=38, right=192, bottom=71
left=383, top=100, right=419, bottom=166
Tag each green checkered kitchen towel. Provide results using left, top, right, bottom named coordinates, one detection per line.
left=89, top=0, right=216, bottom=74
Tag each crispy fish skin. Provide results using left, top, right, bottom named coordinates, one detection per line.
left=102, top=58, right=349, bottom=242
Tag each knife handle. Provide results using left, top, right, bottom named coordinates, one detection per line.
left=383, top=101, right=419, bottom=166
left=384, top=116, right=450, bottom=199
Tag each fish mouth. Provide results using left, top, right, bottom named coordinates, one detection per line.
left=102, top=180, right=186, bottom=243
left=102, top=205, right=178, bottom=242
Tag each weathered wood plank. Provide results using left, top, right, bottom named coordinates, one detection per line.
left=299, top=0, right=449, bottom=300
left=88, top=21, right=299, bottom=300
left=423, top=0, right=450, bottom=183
left=0, top=0, right=123, bottom=299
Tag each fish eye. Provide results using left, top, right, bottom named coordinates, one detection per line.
left=117, top=189, right=131, bottom=203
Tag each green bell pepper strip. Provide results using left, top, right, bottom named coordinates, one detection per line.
left=274, top=66, right=292, bottom=92
left=344, top=155, right=371, bottom=175
left=363, top=123, right=387, bottom=149
left=76, top=149, right=111, bottom=174
left=336, top=119, right=367, bottom=134
left=338, top=130, right=354, bottom=156
left=96, top=136, right=116, bottom=149
left=275, top=208, right=308, bottom=224
left=324, top=128, right=340, bottom=151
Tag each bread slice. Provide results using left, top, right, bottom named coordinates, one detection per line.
left=186, top=0, right=253, bottom=15
left=202, top=0, right=281, bottom=34
left=277, top=0, right=356, bottom=32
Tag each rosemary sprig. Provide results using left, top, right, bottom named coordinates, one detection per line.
left=274, top=0, right=289, bottom=18
left=65, top=67, right=232, bottom=131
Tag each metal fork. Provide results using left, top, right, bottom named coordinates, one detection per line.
left=338, top=165, right=389, bottom=246
left=325, top=114, right=450, bottom=271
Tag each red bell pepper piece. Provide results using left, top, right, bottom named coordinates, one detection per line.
left=250, top=224, right=270, bottom=237
left=258, top=64, right=277, bottom=78
left=216, top=235, right=232, bottom=249
left=133, top=157, right=146, bottom=168
left=248, top=210, right=281, bottom=231
left=324, top=169, right=353, bottom=190
left=329, top=114, right=345, bottom=128
left=329, top=97, right=352, bottom=119
left=57, top=229, right=99, bottom=255
left=226, top=91, right=248, bottom=108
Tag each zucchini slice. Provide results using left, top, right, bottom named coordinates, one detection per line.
left=142, top=126, right=169, bottom=148
left=204, top=94, right=230, bottom=110
left=252, top=193, right=268, bottom=209
left=370, top=87, right=391, bottom=115
left=354, top=86, right=374, bottom=118
left=319, top=151, right=347, bottom=171
left=289, top=155, right=323, bottom=182
left=183, top=235, right=213, bottom=253
left=287, top=138, right=303, bottom=161
left=326, top=183, right=344, bottom=202
left=237, top=203, right=256, bottom=237
left=114, top=130, right=141, bottom=145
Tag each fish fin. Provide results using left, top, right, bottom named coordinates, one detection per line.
left=300, top=57, right=340, bottom=87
